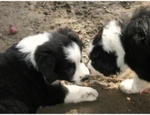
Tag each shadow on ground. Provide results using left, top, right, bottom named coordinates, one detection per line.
left=38, top=83, right=150, bottom=113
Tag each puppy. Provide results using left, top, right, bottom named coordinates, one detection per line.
left=88, top=6, right=150, bottom=94
left=0, top=28, right=98, bottom=113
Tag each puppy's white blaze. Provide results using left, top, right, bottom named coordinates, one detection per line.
left=119, top=76, right=150, bottom=94
left=64, top=85, right=98, bottom=103
left=64, top=42, right=81, bottom=63
left=64, top=42, right=89, bottom=83
left=16, top=32, right=50, bottom=68
left=73, top=63, right=90, bottom=83
left=101, top=20, right=128, bottom=72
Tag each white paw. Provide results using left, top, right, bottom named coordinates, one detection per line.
left=119, top=76, right=150, bottom=94
left=119, top=79, right=139, bottom=94
left=64, top=85, right=98, bottom=103
left=80, top=87, right=99, bottom=102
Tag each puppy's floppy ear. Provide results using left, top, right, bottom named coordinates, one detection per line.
left=57, top=27, right=83, bottom=48
left=57, top=27, right=79, bottom=41
left=123, top=17, right=149, bottom=44
left=68, top=30, right=84, bottom=48
left=123, top=6, right=150, bottom=44
left=93, top=27, right=103, bottom=45
left=35, top=51, right=58, bottom=84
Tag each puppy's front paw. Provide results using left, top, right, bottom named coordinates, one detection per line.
left=80, top=87, right=99, bottom=102
left=64, top=85, right=98, bottom=103
left=119, top=79, right=138, bottom=94
left=119, top=77, right=150, bottom=94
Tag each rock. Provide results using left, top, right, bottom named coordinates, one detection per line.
left=10, top=25, right=18, bottom=35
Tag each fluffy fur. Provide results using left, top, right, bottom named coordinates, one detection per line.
left=88, top=6, right=150, bottom=94
left=0, top=28, right=98, bottom=113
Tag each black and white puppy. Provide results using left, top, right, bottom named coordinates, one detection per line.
left=88, top=6, right=150, bottom=94
left=0, top=28, right=98, bottom=113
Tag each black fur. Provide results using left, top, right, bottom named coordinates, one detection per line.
left=89, top=6, right=150, bottom=82
left=92, top=28, right=103, bottom=46
left=90, top=28, right=120, bottom=76
left=0, top=28, right=82, bottom=113
left=122, top=6, right=150, bottom=82
left=90, top=45, right=119, bottom=76
left=35, top=29, right=78, bottom=84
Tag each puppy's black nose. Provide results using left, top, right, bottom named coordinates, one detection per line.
left=81, top=75, right=89, bottom=82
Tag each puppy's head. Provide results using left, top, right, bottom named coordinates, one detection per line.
left=122, top=6, right=150, bottom=45
left=17, top=27, right=89, bottom=84
left=87, top=21, right=127, bottom=76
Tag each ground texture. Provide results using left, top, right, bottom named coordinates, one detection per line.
left=0, top=1, right=150, bottom=113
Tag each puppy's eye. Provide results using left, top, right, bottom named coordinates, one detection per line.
left=66, top=64, right=75, bottom=75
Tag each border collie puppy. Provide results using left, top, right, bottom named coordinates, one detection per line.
left=88, top=6, right=150, bottom=94
left=0, top=28, right=98, bottom=113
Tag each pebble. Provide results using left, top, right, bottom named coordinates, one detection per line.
left=127, top=97, right=131, bottom=101
left=10, top=25, right=18, bottom=35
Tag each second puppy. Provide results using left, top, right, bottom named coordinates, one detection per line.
left=88, top=6, right=150, bottom=94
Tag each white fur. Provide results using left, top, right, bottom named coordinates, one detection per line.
left=64, top=84, right=98, bottom=103
left=119, top=76, right=150, bottom=94
left=87, top=39, right=94, bottom=56
left=16, top=32, right=51, bottom=68
left=73, top=63, right=89, bottom=84
left=101, top=20, right=128, bottom=72
left=64, top=42, right=90, bottom=83
left=64, top=42, right=81, bottom=63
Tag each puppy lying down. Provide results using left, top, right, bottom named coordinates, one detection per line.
left=0, top=28, right=98, bottom=113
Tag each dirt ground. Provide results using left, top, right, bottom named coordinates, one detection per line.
left=0, top=1, right=150, bottom=113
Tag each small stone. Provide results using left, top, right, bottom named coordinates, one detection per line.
left=127, top=97, right=130, bottom=101
left=10, top=25, right=18, bottom=34
left=43, top=11, right=48, bottom=15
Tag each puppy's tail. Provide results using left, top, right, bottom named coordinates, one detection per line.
left=122, top=6, right=150, bottom=44
left=0, top=99, right=28, bottom=113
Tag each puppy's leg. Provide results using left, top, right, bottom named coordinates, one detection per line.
left=64, top=84, right=98, bottom=103
left=47, top=80, right=98, bottom=105
left=142, top=88, right=150, bottom=94
left=0, top=99, right=28, bottom=113
left=119, top=75, right=150, bottom=94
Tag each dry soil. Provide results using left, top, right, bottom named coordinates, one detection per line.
left=0, top=1, right=150, bottom=113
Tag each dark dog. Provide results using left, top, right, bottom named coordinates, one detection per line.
left=88, top=6, right=150, bottom=94
left=0, top=28, right=98, bottom=113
